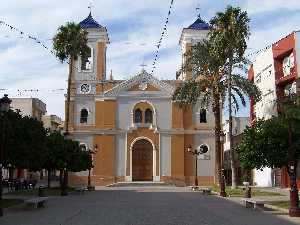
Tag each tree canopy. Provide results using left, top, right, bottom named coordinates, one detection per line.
left=52, top=22, right=90, bottom=62
left=237, top=98, right=300, bottom=170
left=1, top=109, right=92, bottom=174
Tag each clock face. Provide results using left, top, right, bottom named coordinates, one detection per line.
left=139, top=82, right=148, bottom=91
left=80, top=84, right=91, bottom=94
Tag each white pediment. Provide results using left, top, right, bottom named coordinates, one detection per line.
left=103, top=70, right=175, bottom=97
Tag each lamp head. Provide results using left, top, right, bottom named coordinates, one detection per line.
left=0, top=94, right=11, bottom=112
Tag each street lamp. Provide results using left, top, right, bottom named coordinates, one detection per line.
left=187, top=144, right=208, bottom=189
left=219, top=131, right=227, bottom=197
left=288, top=161, right=300, bottom=216
left=87, top=144, right=99, bottom=190
left=61, top=162, right=68, bottom=196
left=0, top=94, right=11, bottom=217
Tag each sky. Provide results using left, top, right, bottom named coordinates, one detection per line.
left=0, top=0, right=300, bottom=119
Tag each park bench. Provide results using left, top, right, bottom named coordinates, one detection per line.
left=198, top=187, right=212, bottom=195
left=191, top=186, right=212, bottom=195
left=24, top=197, right=48, bottom=208
left=74, top=187, right=88, bottom=195
left=242, top=198, right=266, bottom=210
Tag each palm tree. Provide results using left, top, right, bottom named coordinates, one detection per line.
left=173, top=40, right=260, bottom=194
left=53, top=22, right=90, bottom=134
left=210, top=6, right=251, bottom=189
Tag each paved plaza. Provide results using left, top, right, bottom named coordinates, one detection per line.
left=1, top=187, right=300, bottom=225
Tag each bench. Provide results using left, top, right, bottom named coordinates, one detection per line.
left=191, top=186, right=212, bottom=194
left=24, top=197, right=48, bottom=208
left=242, top=198, right=266, bottom=210
left=74, top=187, right=88, bottom=195
left=199, top=188, right=212, bottom=195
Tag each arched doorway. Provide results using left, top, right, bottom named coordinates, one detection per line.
left=132, top=139, right=153, bottom=181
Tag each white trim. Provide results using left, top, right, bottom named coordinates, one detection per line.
left=79, top=83, right=92, bottom=94
left=131, top=100, right=157, bottom=128
left=103, top=70, right=175, bottom=97
left=129, top=137, right=156, bottom=182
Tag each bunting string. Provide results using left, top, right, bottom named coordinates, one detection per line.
left=151, top=0, right=174, bottom=75
left=0, top=20, right=78, bottom=70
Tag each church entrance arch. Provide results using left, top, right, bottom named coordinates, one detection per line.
left=132, top=139, right=153, bottom=181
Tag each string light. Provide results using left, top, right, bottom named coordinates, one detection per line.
left=151, top=0, right=174, bottom=75
left=0, top=20, right=78, bottom=70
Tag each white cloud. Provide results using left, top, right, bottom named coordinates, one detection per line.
left=243, top=0, right=300, bottom=15
left=1, top=0, right=300, bottom=118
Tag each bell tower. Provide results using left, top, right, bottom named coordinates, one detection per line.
left=178, top=16, right=209, bottom=80
left=79, top=12, right=110, bottom=81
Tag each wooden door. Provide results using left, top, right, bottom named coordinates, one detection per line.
left=132, top=139, right=153, bottom=181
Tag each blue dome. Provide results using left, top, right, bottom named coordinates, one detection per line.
left=79, top=13, right=102, bottom=29
left=188, top=18, right=209, bottom=30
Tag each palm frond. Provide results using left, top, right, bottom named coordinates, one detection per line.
left=232, top=86, right=246, bottom=107
left=231, top=74, right=261, bottom=103
left=231, top=93, right=239, bottom=113
left=172, top=80, right=203, bottom=107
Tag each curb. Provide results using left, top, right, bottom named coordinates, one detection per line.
left=264, top=203, right=289, bottom=213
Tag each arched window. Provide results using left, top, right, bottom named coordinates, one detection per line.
left=134, top=108, right=142, bottom=123
left=80, top=108, right=88, bottom=124
left=81, top=46, right=93, bottom=71
left=145, top=108, right=153, bottom=123
left=200, top=109, right=207, bottom=123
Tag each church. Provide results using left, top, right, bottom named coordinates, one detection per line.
left=67, top=13, right=217, bottom=187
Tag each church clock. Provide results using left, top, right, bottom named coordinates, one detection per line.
left=80, top=84, right=91, bottom=94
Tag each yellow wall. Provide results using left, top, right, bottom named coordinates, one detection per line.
left=171, top=135, right=185, bottom=180
left=97, top=42, right=105, bottom=81
left=128, top=83, right=159, bottom=91
left=183, top=106, right=193, bottom=129
left=93, top=135, right=116, bottom=177
left=184, top=43, right=193, bottom=80
left=171, top=103, right=183, bottom=129
left=95, top=100, right=116, bottom=129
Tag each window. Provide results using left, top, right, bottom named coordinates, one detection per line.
left=145, top=108, right=153, bottom=123
left=134, top=109, right=142, bottom=123
left=80, top=108, right=88, bottom=124
left=200, top=109, right=207, bottom=123
left=81, top=46, right=93, bottom=71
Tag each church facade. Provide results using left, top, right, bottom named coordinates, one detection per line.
left=67, top=13, right=217, bottom=186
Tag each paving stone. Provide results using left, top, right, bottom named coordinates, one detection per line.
left=0, top=187, right=299, bottom=225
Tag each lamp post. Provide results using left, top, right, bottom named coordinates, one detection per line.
left=288, top=161, right=300, bottom=216
left=0, top=94, right=11, bottom=217
left=61, top=163, right=68, bottom=196
left=219, top=132, right=227, bottom=197
left=187, top=145, right=208, bottom=189
left=87, top=144, right=99, bottom=190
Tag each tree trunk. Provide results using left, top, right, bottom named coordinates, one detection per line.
left=65, top=58, right=73, bottom=134
left=227, top=64, right=237, bottom=189
left=47, top=170, right=51, bottom=188
left=213, top=94, right=222, bottom=184
left=59, top=169, right=63, bottom=187
left=287, top=120, right=300, bottom=216
left=64, top=171, right=68, bottom=189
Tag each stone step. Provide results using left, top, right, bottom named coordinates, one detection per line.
left=106, top=181, right=174, bottom=187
